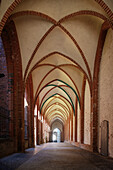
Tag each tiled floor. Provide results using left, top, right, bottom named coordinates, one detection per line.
left=0, top=143, right=113, bottom=170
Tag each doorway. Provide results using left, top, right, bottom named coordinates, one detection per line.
left=52, top=128, right=61, bottom=142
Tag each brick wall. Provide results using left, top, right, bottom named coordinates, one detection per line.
left=0, top=20, right=24, bottom=157
left=0, top=37, right=8, bottom=109
left=98, top=29, right=113, bottom=157
left=0, top=37, right=14, bottom=157
left=25, top=75, right=34, bottom=148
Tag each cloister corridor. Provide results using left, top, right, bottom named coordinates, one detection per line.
left=1, top=0, right=113, bottom=169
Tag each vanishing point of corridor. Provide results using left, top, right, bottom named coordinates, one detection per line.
left=1, top=1, right=113, bottom=169
left=1, top=142, right=113, bottom=170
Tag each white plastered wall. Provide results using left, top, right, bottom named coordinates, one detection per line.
left=84, top=80, right=91, bottom=145
left=98, top=28, right=113, bottom=157
left=28, top=26, right=87, bottom=78
left=14, top=16, right=53, bottom=76
left=62, top=16, right=103, bottom=78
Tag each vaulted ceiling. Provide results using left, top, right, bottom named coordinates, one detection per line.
left=0, top=0, right=113, bottom=125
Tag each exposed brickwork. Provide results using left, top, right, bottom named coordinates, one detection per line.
left=0, top=0, right=112, bottom=156
left=0, top=0, right=112, bottom=36
left=59, top=24, right=92, bottom=83
left=59, top=10, right=107, bottom=23
left=9, top=9, right=112, bottom=87
left=69, top=114, right=70, bottom=141
left=38, top=83, right=79, bottom=113
left=37, top=120, right=41, bottom=144
left=0, top=37, right=12, bottom=142
left=1, top=20, right=24, bottom=155
left=75, top=99, right=78, bottom=142
left=92, top=21, right=108, bottom=152
left=35, top=71, right=81, bottom=107
left=71, top=111, right=73, bottom=141
left=9, top=11, right=106, bottom=85
left=36, top=97, right=39, bottom=145
left=94, top=0, right=113, bottom=21
left=25, top=75, right=34, bottom=147
left=27, top=52, right=90, bottom=93
left=44, top=103, right=69, bottom=119
left=25, top=80, right=32, bottom=147
left=0, top=37, right=8, bottom=109
left=9, top=11, right=57, bottom=24
left=24, top=25, right=56, bottom=80
left=80, top=76, right=86, bottom=144
left=25, top=22, right=91, bottom=83
left=0, top=0, right=21, bottom=34
left=28, top=75, right=34, bottom=147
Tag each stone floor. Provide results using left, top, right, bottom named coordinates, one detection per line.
left=0, top=143, right=113, bottom=170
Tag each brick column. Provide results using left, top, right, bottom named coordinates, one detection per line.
left=75, top=98, right=78, bottom=142
left=92, top=22, right=109, bottom=152
left=80, top=76, right=86, bottom=144
left=2, top=21, right=24, bottom=152
left=71, top=112, right=73, bottom=141
left=68, top=114, right=70, bottom=141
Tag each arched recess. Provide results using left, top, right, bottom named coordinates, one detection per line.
left=1, top=20, right=24, bottom=154
left=50, top=119, right=64, bottom=142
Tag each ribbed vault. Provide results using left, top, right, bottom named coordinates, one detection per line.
left=3, top=0, right=112, bottom=126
